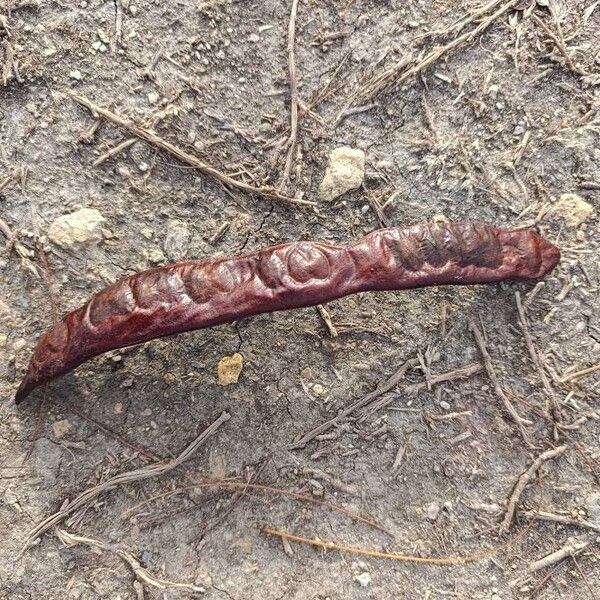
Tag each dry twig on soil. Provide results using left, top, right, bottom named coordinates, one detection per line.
left=335, top=0, right=522, bottom=123
left=359, top=362, right=482, bottom=420
left=68, top=93, right=314, bottom=207
left=500, top=445, right=567, bottom=533
left=511, top=538, right=590, bottom=587
left=289, top=357, right=419, bottom=449
left=56, top=528, right=205, bottom=594
left=263, top=515, right=536, bottom=565
left=470, top=320, right=535, bottom=448
left=279, top=0, right=300, bottom=192
left=20, top=412, right=230, bottom=554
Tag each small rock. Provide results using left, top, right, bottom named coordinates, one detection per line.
left=69, top=69, right=83, bottom=80
left=551, top=193, right=594, bottom=227
left=163, top=219, right=191, bottom=260
left=312, top=383, right=326, bottom=396
left=52, top=419, right=71, bottom=439
left=147, top=91, right=160, bottom=104
left=353, top=572, right=372, bottom=587
left=147, top=248, right=165, bottom=264
left=439, top=400, right=451, bottom=410
left=426, top=501, right=441, bottom=521
left=113, top=402, right=124, bottom=414
left=217, top=353, right=243, bottom=385
left=0, top=333, right=7, bottom=347
left=48, top=208, right=105, bottom=249
left=319, top=146, right=365, bottom=201
left=163, top=372, right=176, bottom=385
left=91, top=40, right=107, bottom=53
left=248, top=33, right=260, bottom=42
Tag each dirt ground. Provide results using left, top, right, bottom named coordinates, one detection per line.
left=1, top=0, right=599, bottom=598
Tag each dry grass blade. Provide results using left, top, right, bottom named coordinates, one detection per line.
left=68, top=93, right=315, bottom=207
left=55, top=529, right=206, bottom=594
left=19, top=412, right=230, bottom=555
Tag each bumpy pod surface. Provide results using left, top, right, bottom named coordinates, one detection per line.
left=15, top=222, right=560, bottom=403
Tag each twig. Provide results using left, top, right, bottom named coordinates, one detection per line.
left=263, top=514, right=536, bottom=565
left=500, top=445, right=567, bottom=533
left=289, top=357, right=419, bottom=449
left=523, top=281, right=545, bottom=310
left=122, top=479, right=390, bottom=534
left=524, top=538, right=589, bottom=575
left=359, top=362, right=482, bottom=420
left=279, top=0, right=300, bottom=192
left=93, top=137, right=137, bottom=167
left=515, top=291, right=561, bottom=428
left=520, top=510, right=600, bottom=533
left=336, top=0, right=521, bottom=122
left=531, top=14, right=590, bottom=77
left=112, top=0, right=123, bottom=52
left=413, top=0, right=508, bottom=41
left=559, top=363, right=600, bottom=384
left=316, top=304, right=338, bottom=337
left=68, top=93, right=314, bottom=207
left=68, top=404, right=161, bottom=462
left=55, top=529, right=205, bottom=594
left=470, top=320, right=535, bottom=448
left=19, top=412, right=230, bottom=554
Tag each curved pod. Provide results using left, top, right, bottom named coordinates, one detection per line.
left=15, top=222, right=560, bottom=403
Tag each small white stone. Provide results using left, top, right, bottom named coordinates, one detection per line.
left=353, top=572, right=371, bottom=587
left=52, top=419, right=71, bottom=439
left=319, top=146, right=366, bottom=201
left=551, top=193, right=594, bottom=227
left=48, top=208, right=105, bottom=249
left=69, top=69, right=83, bottom=80
left=147, top=91, right=160, bottom=104
left=248, top=33, right=260, bottom=42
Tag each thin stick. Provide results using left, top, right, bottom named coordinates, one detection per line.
left=112, top=0, right=123, bottom=52
left=470, top=320, right=534, bottom=448
left=93, top=137, right=137, bottom=167
left=500, top=445, right=567, bottom=533
left=559, top=362, right=600, bottom=384
left=520, top=510, right=600, bottom=533
left=525, top=538, right=589, bottom=575
left=279, top=0, right=300, bottom=192
left=414, top=0, right=508, bottom=41
left=263, top=514, right=536, bottom=565
left=289, top=358, right=419, bottom=449
left=19, top=412, right=230, bottom=554
left=121, top=480, right=390, bottom=534
left=68, top=93, right=314, bottom=207
left=531, top=14, right=589, bottom=77
left=360, top=363, right=482, bottom=420
left=56, top=529, right=205, bottom=594
left=515, top=292, right=560, bottom=426
left=316, top=304, right=338, bottom=337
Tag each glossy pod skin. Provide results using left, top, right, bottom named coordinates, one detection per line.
left=15, top=222, right=560, bottom=403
